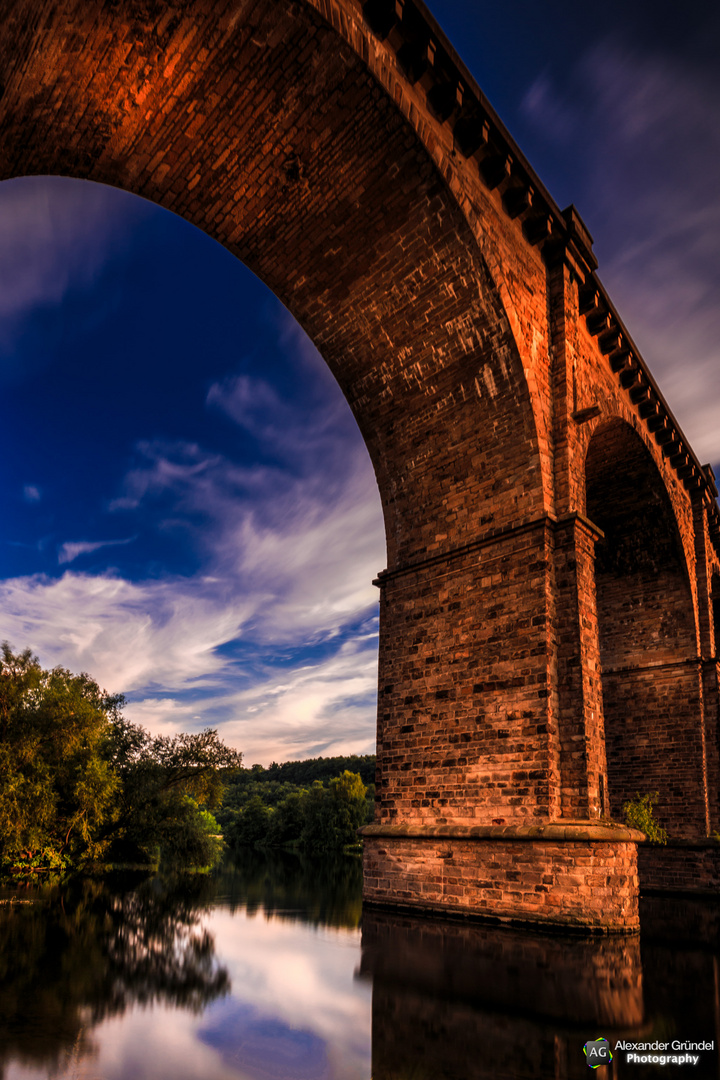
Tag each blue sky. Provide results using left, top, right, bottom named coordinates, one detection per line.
left=1, top=0, right=718, bottom=763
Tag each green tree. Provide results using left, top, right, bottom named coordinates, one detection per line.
left=223, top=795, right=272, bottom=848
left=0, top=644, right=120, bottom=871
left=0, top=644, right=242, bottom=874
left=301, top=772, right=367, bottom=855
left=267, top=789, right=308, bottom=847
left=102, top=720, right=242, bottom=868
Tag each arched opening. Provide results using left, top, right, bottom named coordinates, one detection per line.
left=0, top=0, right=544, bottom=570
left=712, top=573, right=720, bottom=657
left=0, top=0, right=548, bottom=831
left=0, top=174, right=386, bottom=764
left=585, top=419, right=705, bottom=837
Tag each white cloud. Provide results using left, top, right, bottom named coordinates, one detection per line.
left=0, top=189, right=384, bottom=763
left=0, top=352, right=383, bottom=761
left=22, top=484, right=41, bottom=503
left=0, top=571, right=247, bottom=694
left=58, top=536, right=136, bottom=565
left=127, top=631, right=379, bottom=764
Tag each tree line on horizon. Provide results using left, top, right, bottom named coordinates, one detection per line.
left=218, top=763, right=374, bottom=855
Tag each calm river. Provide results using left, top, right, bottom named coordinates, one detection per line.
left=2, top=849, right=720, bottom=1079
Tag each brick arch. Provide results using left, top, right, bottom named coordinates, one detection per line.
left=0, top=0, right=545, bottom=573
left=585, top=417, right=706, bottom=837
left=712, top=574, right=720, bottom=658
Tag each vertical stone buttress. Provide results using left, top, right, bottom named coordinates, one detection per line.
left=363, top=243, right=642, bottom=933
left=546, top=252, right=609, bottom=821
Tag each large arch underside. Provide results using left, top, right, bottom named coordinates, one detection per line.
left=0, top=0, right=544, bottom=571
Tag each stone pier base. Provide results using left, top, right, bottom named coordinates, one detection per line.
left=361, top=823, right=644, bottom=933
left=639, top=841, right=720, bottom=895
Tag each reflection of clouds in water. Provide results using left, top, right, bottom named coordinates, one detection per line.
left=203, top=912, right=370, bottom=1080
left=199, top=1000, right=331, bottom=1080
left=4, top=908, right=370, bottom=1080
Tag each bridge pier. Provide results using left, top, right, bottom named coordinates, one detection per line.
left=361, top=823, right=642, bottom=932
left=366, top=509, right=646, bottom=931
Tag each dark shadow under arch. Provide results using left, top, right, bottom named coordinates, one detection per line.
left=586, top=419, right=706, bottom=837
left=711, top=573, right=720, bottom=658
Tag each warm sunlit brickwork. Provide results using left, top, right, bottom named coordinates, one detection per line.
left=2, top=0, right=719, bottom=926
left=362, top=825, right=641, bottom=931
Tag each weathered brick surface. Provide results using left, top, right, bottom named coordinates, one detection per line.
left=376, top=521, right=559, bottom=827
left=363, top=835, right=640, bottom=931
left=585, top=419, right=710, bottom=838
left=1, top=0, right=719, bottom=920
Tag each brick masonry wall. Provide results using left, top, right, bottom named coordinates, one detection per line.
left=363, top=834, right=641, bottom=931
left=376, top=520, right=559, bottom=826
left=639, top=843, right=720, bottom=894
left=603, top=666, right=707, bottom=836
left=585, top=419, right=710, bottom=837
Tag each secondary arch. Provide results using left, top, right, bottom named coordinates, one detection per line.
left=585, top=418, right=706, bottom=837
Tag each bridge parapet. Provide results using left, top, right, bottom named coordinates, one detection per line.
left=352, top=0, right=720, bottom=550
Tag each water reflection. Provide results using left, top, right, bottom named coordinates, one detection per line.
left=214, top=847, right=363, bottom=928
left=361, top=898, right=720, bottom=1080
left=0, top=854, right=369, bottom=1080
left=361, top=909, right=645, bottom=1080
left=2, top=856, right=720, bottom=1080
left=0, top=872, right=229, bottom=1078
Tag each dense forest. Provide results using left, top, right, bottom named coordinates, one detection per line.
left=0, top=644, right=241, bottom=875
left=217, top=758, right=375, bottom=855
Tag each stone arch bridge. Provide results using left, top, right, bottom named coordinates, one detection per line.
left=2, top=0, right=718, bottom=931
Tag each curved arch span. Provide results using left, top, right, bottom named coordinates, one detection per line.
left=0, top=0, right=544, bottom=570
left=585, top=418, right=707, bottom=837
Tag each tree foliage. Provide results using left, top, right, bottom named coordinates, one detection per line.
left=0, top=644, right=241, bottom=875
left=0, top=644, right=120, bottom=871
left=228, top=754, right=375, bottom=791
left=104, top=718, right=240, bottom=868
left=222, top=770, right=371, bottom=855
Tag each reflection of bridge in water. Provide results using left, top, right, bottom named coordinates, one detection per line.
left=2, top=854, right=720, bottom=1078
left=360, top=900, right=720, bottom=1080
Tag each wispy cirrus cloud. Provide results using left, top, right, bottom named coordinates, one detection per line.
left=127, top=627, right=379, bottom=765
left=522, top=42, right=720, bottom=466
left=0, top=570, right=248, bottom=693
left=1, top=326, right=384, bottom=761
left=58, top=536, right=137, bottom=566
left=0, top=176, right=152, bottom=378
